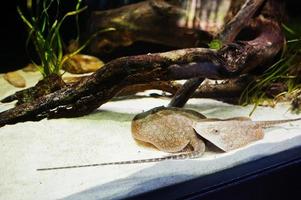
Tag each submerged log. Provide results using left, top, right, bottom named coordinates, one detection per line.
left=117, top=76, right=252, bottom=103
left=87, top=0, right=237, bottom=54
left=0, top=11, right=284, bottom=126
left=169, top=0, right=266, bottom=107
left=1, top=74, right=66, bottom=105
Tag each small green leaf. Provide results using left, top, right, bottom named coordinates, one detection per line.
left=282, top=23, right=296, bottom=35
left=209, top=39, right=223, bottom=50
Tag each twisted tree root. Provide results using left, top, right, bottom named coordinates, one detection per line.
left=169, top=0, right=266, bottom=107
left=1, top=74, right=66, bottom=105
left=116, top=75, right=254, bottom=103
left=0, top=14, right=284, bottom=126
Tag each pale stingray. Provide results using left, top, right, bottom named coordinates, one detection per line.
left=194, top=119, right=279, bottom=152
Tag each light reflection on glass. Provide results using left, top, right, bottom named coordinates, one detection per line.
left=178, top=0, right=231, bottom=33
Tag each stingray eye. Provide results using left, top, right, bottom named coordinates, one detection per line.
left=213, top=129, right=219, bottom=134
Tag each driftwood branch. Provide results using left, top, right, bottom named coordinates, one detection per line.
left=0, top=10, right=284, bottom=126
left=168, top=77, right=204, bottom=107
left=88, top=0, right=230, bottom=54
left=169, top=0, right=266, bottom=107
left=117, top=75, right=253, bottom=102
left=117, top=81, right=181, bottom=96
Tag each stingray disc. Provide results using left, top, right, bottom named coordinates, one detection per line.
left=194, top=120, right=264, bottom=152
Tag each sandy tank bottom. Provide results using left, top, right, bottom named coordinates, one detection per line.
left=0, top=70, right=301, bottom=200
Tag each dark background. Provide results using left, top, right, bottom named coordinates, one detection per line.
left=0, top=0, right=141, bottom=73
left=0, top=0, right=300, bottom=73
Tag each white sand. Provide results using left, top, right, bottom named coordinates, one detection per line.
left=0, top=71, right=300, bottom=200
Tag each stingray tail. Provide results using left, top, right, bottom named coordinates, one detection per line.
left=255, top=117, right=301, bottom=128
left=37, top=151, right=202, bottom=171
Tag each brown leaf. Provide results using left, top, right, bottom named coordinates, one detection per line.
left=62, top=54, right=104, bottom=74
left=4, top=71, right=26, bottom=88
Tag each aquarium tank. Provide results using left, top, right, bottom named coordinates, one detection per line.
left=0, top=1, right=301, bottom=200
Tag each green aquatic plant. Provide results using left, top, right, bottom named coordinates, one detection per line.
left=6, top=0, right=115, bottom=105
left=17, top=0, right=88, bottom=77
left=209, top=39, right=223, bottom=50
left=240, top=23, right=301, bottom=115
left=18, top=0, right=115, bottom=78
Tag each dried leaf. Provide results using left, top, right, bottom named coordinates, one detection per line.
left=4, top=72, right=26, bottom=88
left=62, top=76, right=86, bottom=84
left=22, top=63, right=38, bottom=72
left=62, top=54, right=104, bottom=74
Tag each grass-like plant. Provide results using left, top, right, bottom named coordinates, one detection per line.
left=18, top=0, right=115, bottom=78
left=2, top=0, right=115, bottom=105
left=240, top=23, right=301, bottom=115
left=17, top=0, right=88, bottom=77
